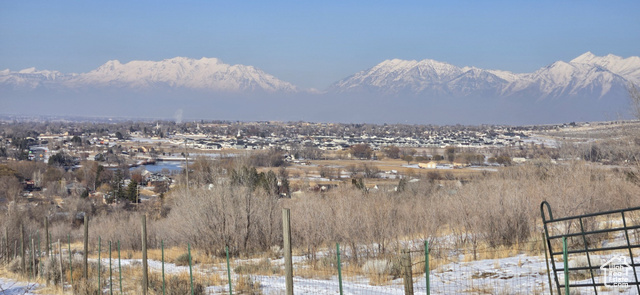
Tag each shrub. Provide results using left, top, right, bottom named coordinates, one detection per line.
left=234, top=258, right=281, bottom=275
left=41, top=256, right=64, bottom=285
left=569, top=255, right=603, bottom=280
left=7, top=257, right=23, bottom=273
left=361, top=258, right=402, bottom=278
left=6, top=256, right=39, bottom=276
left=73, top=278, right=100, bottom=295
left=174, top=253, right=192, bottom=266
left=235, top=275, right=262, bottom=295
left=361, top=259, right=391, bottom=275
left=148, top=272, right=205, bottom=295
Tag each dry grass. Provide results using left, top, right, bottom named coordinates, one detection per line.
left=1, top=257, right=68, bottom=294
left=235, top=275, right=262, bottom=295
left=147, top=271, right=209, bottom=295
left=233, top=258, right=282, bottom=276
left=92, top=246, right=224, bottom=267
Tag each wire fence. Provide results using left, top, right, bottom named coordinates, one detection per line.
left=0, top=224, right=553, bottom=294
left=4, top=209, right=640, bottom=294
left=19, top=208, right=640, bottom=295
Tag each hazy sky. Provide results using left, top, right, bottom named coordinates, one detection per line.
left=1, top=1, right=639, bottom=89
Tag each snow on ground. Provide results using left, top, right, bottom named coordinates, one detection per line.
left=0, top=278, right=39, bottom=295
left=94, top=254, right=549, bottom=294
left=523, top=136, right=559, bottom=148
left=5, top=252, right=639, bottom=294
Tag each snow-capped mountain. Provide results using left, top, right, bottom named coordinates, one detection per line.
left=2, top=52, right=638, bottom=124
left=0, top=68, right=70, bottom=89
left=329, top=52, right=640, bottom=100
left=0, top=57, right=297, bottom=93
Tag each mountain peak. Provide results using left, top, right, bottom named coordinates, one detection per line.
left=376, top=59, right=417, bottom=68
left=571, top=52, right=597, bottom=64
left=18, top=67, right=39, bottom=74
left=570, top=52, right=627, bottom=65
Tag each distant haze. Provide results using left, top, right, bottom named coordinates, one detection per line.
left=1, top=52, right=639, bottom=125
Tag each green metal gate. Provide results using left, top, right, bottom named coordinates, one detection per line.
left=541, top=201, right=640, bottom=294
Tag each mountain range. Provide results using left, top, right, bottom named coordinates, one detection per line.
left=329, top=52, right=640, bottom=100
left=0, top=57, right=297, bottom=92
left=1, top=52, right=639, bottom=124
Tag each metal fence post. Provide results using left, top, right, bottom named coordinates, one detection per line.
left=226, top=245, right=232, bottom=295
left=98, top=236, right=101, bottom=290
left=109, top=240, right=113, bottom=295
left=118, top=240, right=123, bottom=294
left=188, top=243, right=194, bottom=295
left=337, top=243, right=343, bottom=295
left=162, top=240, right=166, bottom=295
left=141, top=215, right=148, bottom=295
left=83, top=215, right=89, bottom=280
left=425, top=241, right=430, bottom=295
left=403, top=249, right=414, bottom=295
left=283, top=208, right=294, bottom=295
left=542, top=232, right=554, bottom=295
left=563, top=236, right=569, bottom=295
left=58, top=239, right=63, bottom=290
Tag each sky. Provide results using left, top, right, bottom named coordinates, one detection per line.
left=1, top=0, right=639, bottom=89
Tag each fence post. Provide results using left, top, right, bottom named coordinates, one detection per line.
left=425, top=241, right=430, bottom=295
left=542, top=232, right=554, bottom=295
left=98, top=236, right=101, bottom=290
left=68, top=234, right=73, bottom=287
left=337, top=243, right=343, bottom=295
left=109, top=240, right=113, bottom=295
left=141, top=215, right=148, bottom=295
left=83, top=214, right=89, bottom=280
left=58, top=239, right=63, bottom=290
left=563, top=236, right=569, bottom=295
left=36, top=233, right=42, bottom=274
left=283, top=208, right=294, bottom=295
left=162, top=240, right=166, bottom=295
left=188, top=243, right=194, bottom=295
left=402, top=249, right=414, bottom=295
left=118, top=240, right=123, bottom=294
left=226, top=245, right=232, bottom=295
left=37, top=233, right=41, bottom=277
left=31, top=238, right=36, bottom=280
left=5, top=227, right=8, bottom=263
left=28, top=234, right=31, bottom=281
left=21, top=224, right=25, bottom=276
left=45, top=217, right=49, bottom=257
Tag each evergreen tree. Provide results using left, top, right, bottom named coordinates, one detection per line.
left=111, top=170, right=125, bottom=199
left=126, top=179, right=138, bottom=203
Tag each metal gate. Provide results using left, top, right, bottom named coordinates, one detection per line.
left=541, top=201, right=640, bottom=294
